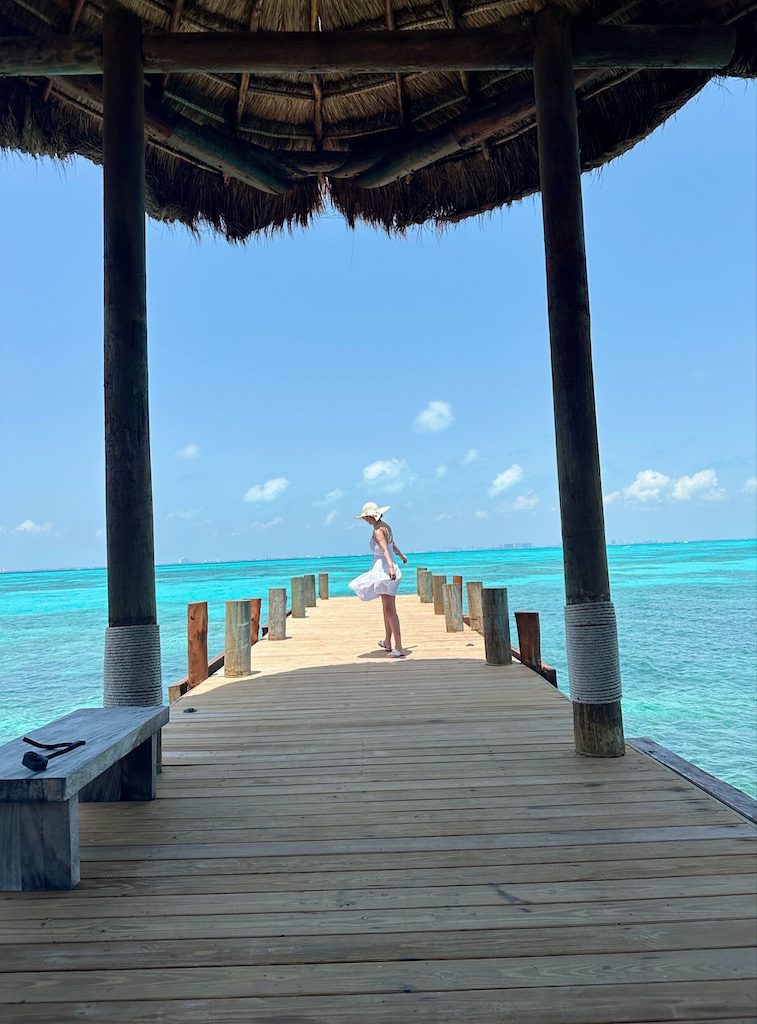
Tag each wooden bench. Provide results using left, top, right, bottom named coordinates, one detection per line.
left=0, top=705, right=168, bottom=891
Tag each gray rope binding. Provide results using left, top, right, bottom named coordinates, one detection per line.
left=104, top=624, right=162, bottom=706
left=564, top=601, right=621, bottom=704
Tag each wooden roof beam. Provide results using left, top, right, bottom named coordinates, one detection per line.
left=0, top=25, right=741, bottom=76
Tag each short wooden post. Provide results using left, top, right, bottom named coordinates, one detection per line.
left=466, top=581, right=484, bottom=633
left=432, top=575, right=447, bottom=615
left=443, top=583, right=464, bottom=632
left=318, top=573, right=329, bottom=600
left=250, top=598, right=262, bottom=645
left=515, top=611, right=541, bottom=672
left=224, top=600, right=251, bottom=676
left=418, top=570, right=433, bottom=603
left=291, top=577, right=306, bottom=618
left=416, top=567, right=428, bottom=595
left=303, top=574, right=317, bottom=607
left=534, top=6, right=624, bottom=756
left=187, top=602, right=208, bottom=687
left=267, top=587, right=287, bottom=640
left=481, top=587, right=512, bottom=665
left=101, top=4, right=161, bottom=708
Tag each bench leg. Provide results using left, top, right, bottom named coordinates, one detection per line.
left=121, top=733, right=158, bottom=800
left=0, top=799, right=80, bottom=891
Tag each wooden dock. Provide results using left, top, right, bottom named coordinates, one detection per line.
left=1, top=595, right=755, bottom=1023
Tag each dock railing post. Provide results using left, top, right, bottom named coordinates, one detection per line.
left=466, top=581, right=484, bottom=633
left=432, top=575, right=447, bottom=615
left=482, top=587, right=512, bottom=665
left=249, top=598, right=261, bottom=645
left=416, top=567, right=428, bottom=595
left=443, top=583, right=464, bottom=632
left=224, top=600, right=251, bottom=677
left=318, top=573, right=329, bottom=600
left=534, top=6, right=624, bottom=756
left=303, top=574, right=317, bottom=608
left=515, top=611, right=542, bottom=671
left=187, top=602, right=209, bottom=687
left=267, top=588, right=287, bottom=640
left=291, top=577, right=306, bottom=618
left=452, top=575, right=463, bottom=607
left=418, top=570, right=433, bottom=603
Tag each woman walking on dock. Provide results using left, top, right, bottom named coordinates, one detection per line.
left=349, top=502, right=408, bottom=657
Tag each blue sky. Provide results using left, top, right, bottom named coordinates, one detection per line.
left=1, top=80, right=755, bottom=570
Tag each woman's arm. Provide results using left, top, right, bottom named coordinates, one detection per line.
left=392, top=542, right=408, bottom=565
left=374, top=528, right=397, bottom=578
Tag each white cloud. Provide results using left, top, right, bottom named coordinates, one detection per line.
left=433, top=511, right=463, bottom=522
left=511, top=491, right=539, bottom=511
left=255, top=517, right=283, bottom=529
left=362, top=458, right=413, bottom=494
left=415, top=400, right=453, bottom=433
left=436, top=464, right=448, bottom=478
left=744, top=477, right=757, bottom=494
left=671, top=469, right=726, bottom=502
left=488, top=464, right=524, bottom=497
left=166, top=509, right=200, bottom=521
left=474, top=509, right=490, bottom=520
left=243, top=477, right=289, bottom=503
left=15, top=519, right=53, bottom=534
left=324, top=510, right=338, bottom=526
left=176, top=443, right=200, bottom=460
left=462, top=448, right=479, bottom=465
left=314, top=489, right=345, bottom=507
left=606, top=468, right=727, bottom=506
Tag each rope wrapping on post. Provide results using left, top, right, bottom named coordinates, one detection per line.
left=564, top=601, right=621, bottom=704
left=103, top=624, right=162, bottom=706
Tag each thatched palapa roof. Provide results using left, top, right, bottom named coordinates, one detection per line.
left=1, top=0, right=755, bottom=239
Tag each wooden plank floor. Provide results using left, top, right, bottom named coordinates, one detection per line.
left=1, top=595, right=755, bottom=1023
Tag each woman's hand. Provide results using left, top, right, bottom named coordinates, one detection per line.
left=401, top=554, right=408, bottom=565
left=388, top=564, right=397, bottom=580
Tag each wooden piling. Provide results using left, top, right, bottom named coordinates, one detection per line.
left=481, top=587, right=512, bottom=665
left=452, top=575, right=463, bottom=606
left=443, top=583, right=464, bottom=632
left=101, top=6, right=160, bottom=706
left=416, top=567, right=428, bottom=595
left=466, top=581, right=484, bottom=633
left=515, top=611, right=542, bottom=672
left=224, top=600, right=251, bottom=677
left=291, top=577, right=306, bottom=618
left=249, top=598, right=261, bottom=645
left=318, top=573, right=329, bottom=600
left=303, top=574, right=317, bottom=607
left=534, top=6, right=623, bottom=756
left=418, top=570, right=433, bottom=603
left=432, top=575, right=447, bottom=615
left=187, top=602, right=208, bottom=686
left=267, top=588, right=287, bottom=640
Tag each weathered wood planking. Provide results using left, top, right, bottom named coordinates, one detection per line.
left=0, top=595, right=754, bottom=1023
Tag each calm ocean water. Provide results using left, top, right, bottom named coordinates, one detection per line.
left=1, top=539, right=755, bottom=796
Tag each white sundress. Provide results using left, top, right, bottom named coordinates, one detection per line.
left=349, top=527, right=402, bottom=601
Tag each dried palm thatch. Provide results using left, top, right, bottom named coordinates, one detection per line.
left=1, top=0, right=754, bottom=239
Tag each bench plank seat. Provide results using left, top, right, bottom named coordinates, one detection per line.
left=0, top=706, right=168, bottom=891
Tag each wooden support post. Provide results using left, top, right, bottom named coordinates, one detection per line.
left=318, top=573, right=329, bottom=600
left=481, top=587, right=512, bottom=665
left=303, top=574, right=317, bottom=607
left=0, top=800, right=80, bottom=890
left=291, top=577, right=306, bottom=618
left=187, top=602, right=208, bottom=687
left=452, top=574, right=463, bottom=605
left=415, top=567, right=428, bottom=595
left=432, top=575, right=447, bottom=615
left=267, top=588, right=287, bottom=640
left=224, top=600, right=251, bottom=676
left=534, top=7, right=624, bottom=757
left=466, top=581, right=484, bottom=633
left=443, top=583, right=464, bottom=632
left=515, top=610, right=541, bottom=672
left=102, top=5, right=161, bottom=707
left=250, top=597, right=261, bottom=645
left=418, top=570, right=433, bottom=604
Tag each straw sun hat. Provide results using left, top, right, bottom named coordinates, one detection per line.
left=354, top=502, right=390, bottom=520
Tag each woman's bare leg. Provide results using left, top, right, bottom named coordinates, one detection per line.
left=384, top=595, right=403, bottom=653
left=381, top=596, right=392, bottom=649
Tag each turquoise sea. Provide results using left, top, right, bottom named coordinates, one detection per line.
left=1, top=539, right=755, bottom=796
